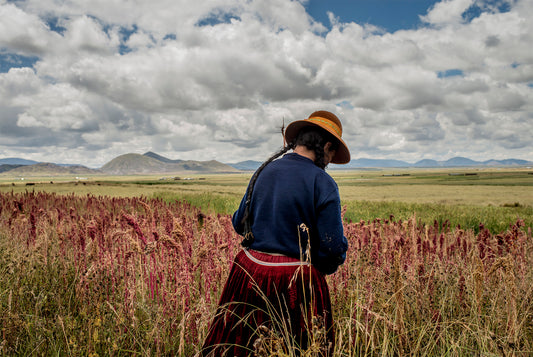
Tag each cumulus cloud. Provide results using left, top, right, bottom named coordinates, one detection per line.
left=0, top=2, right=61, bottom=55
left=0, top=0, right=532, bottom=167
left=421, top=0, right=476, bottom=27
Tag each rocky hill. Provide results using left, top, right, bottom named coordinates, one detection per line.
left=143, top=151, right=183, bottom=164
left=0, top=164, right=24, bottom=173
left=100, top=153, right=239, bottom=175
left=4, top=163, right=100, bottom=176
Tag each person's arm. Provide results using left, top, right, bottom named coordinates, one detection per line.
left=233, top=167, right=263, bottom=237
left=314, top=189, right=348, bottom=274
left=232, top=191, right=248, bottom=235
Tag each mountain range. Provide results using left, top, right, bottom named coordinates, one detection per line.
left=0, top=153, right=531, bottom=176
left=337, top=157, right=533, bottom=169
left=0, top=152, right=239, bottom=176
left=232, top=157, right=533, bottom=171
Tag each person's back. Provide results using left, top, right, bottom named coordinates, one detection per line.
left=233, top=152, right=347, bottom=274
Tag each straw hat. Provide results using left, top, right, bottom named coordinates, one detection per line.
left=284, top=110, right=351, bottom=164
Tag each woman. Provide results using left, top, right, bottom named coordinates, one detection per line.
left=201, top=110, right=350, bottom=356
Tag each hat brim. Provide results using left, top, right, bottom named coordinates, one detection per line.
left=284, top=120, right=351, bottom=164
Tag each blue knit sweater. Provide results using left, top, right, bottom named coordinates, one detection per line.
left=232, top=153, right=348, bottom=274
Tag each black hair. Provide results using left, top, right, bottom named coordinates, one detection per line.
left=294, top=126, right=339, bottom=169
left=240, top=126, right=338, bottom=247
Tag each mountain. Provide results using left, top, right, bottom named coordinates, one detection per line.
left=1, top=153, right=531, bottom=175
left=5, top=163, right=100, bottom=175
left=0, top=164, right=24, bottom=173
left=101, top=153, right=239, bottom=175
left=342, top=157, right=532, bottom=168
left=143, top=151, right=183, bottom=164
left=413, top=157, right=477, bottom=168
left=482, top=159, right=531, bottom=166
left=100, top=154, right=167, bottom=174
left=414, top=159, right=440, bottom=167
left=0, top=158, right=39, bottom=165
left=230, top=156, right=532, bottom=170
left=228, top=160, right=262, bottom=171
left=343, top=158, right=411, bottom=168
left=443, top=157, right=478, bottom=166
left=229, top=158, right=414, bottom=171
left=413, top=157, right=532, bottom=168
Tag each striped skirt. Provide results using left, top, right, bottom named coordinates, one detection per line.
left=201, top=249, right=334, bottom=356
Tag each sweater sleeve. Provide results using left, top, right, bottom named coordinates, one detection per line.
left=313, top=185, right=348, bottom=275
left=232, top=193, right=247, bottom=236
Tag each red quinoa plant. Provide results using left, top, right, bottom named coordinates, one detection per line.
left=0, top=191, right=531, bottom=355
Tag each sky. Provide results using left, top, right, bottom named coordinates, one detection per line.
left=0, top=0, right=532, bottom=168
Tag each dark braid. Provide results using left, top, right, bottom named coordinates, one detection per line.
left=240, top=142, right=296, bottom=247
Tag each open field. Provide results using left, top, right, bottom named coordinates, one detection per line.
left=3, top=167, right=532, bottom=205
left=1, top=168, right=532, bottom=355
left=335, top=169, right=533, bottom=206
left=1, top=190, right=532, bottom=355
left=1, top=167, right=532, bottom=233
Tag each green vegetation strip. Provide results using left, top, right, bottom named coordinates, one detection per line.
left=154, top=191, right=241, bottom=217
left=343, top=200, right=532, bottom=234
left=153, top=191, right=532, bottom=234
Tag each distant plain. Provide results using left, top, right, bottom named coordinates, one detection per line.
left=1, top=167, right=532, bottom=233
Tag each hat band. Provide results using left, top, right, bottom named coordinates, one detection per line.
left=308, top=117, right=342, bottom=137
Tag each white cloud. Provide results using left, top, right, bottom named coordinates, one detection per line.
left=0, top=2, right=61, bottom=55
left=62, top=16, right=120, bottom=54
left=420, top=0, right=475, bottom=27
left=0, top=67, right=41, bottom=102
left=16, top=113, right=42, bottom=127
left=0, top=0, right=532, bottom=167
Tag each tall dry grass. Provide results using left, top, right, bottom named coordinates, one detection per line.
left=0, top=191, right=237, bottom=355
left=0, top=191, right=532, bottom=355
left=330, top=211, right=533, bottom=355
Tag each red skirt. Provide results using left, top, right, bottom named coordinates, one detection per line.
left=201, top=249, right=334, bottom=356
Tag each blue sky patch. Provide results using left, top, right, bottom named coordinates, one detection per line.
left=437, top=69, right=464, bottom=78
left=463, top=0, right=512, bottom=22
left=305, top=0, right=440, bottom=32
left=118, top=25, right=138, bottom=54
left=45, top=17, right=67, bottom=34
left=196, top=11, right=241, bottom=27
left=336, top=100, right=354, bottom=110
left=0, top=53, right=39, bottom=73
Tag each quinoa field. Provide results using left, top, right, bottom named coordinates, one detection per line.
left=1, top=189, right=532, bottom=356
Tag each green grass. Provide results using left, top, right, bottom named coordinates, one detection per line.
left=343, top=200, right=533, bottom=234
left=153, top=191, right=240, bottom=216
left=151, top=190, right=533, bottom=234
